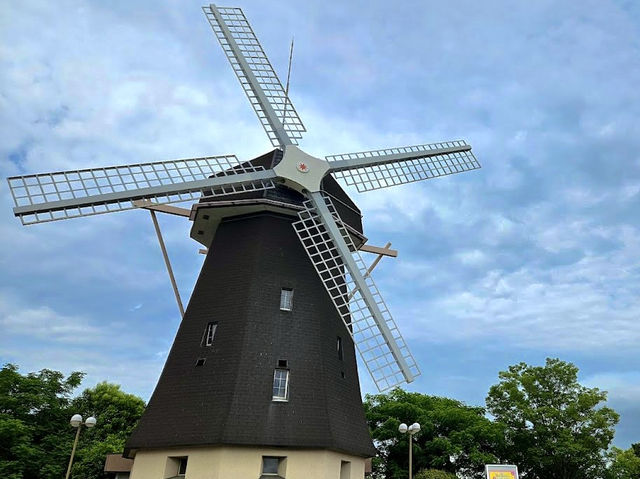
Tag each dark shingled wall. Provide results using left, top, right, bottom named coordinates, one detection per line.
left=125, top=211, right=376, bottom=458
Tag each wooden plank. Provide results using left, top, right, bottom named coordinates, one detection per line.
left=133, top=199, right=191, bottom=217
left=347, top=242, right=392, bottom=301
left=359, top=243, right=398, bottom=257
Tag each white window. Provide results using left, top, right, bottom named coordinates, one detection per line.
left=272, top=368, right=289, bottom=401
left=280, top=288, right=293, bottom=311
left=203, top=322, right=217, bottom=346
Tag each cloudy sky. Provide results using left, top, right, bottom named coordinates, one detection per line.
left=1, top=0, right=639, bottom=448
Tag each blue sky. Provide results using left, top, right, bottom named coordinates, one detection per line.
left=1, top=0, right=639, bottom=449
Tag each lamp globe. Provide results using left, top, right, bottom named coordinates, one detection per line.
left=69, top=414, right=83, bottom=428
left=85, top=416, right=97, bottom=428
left=398, top=423, right=408, bottom=434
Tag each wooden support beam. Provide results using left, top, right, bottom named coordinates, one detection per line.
left=149, top=210, right=185, bottom=317
left=347, top=242, right=392, bottom=301
left=359, top=243, right=398, bottom=257
left=133, top=199, right=190, bottom=217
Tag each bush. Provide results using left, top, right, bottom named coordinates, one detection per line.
left=415, top=469, right=457, bottom=479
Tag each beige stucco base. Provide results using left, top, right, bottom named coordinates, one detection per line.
left=129, top=446, right=367, bottom=479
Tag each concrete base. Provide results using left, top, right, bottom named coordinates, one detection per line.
left=129, top=446, right=367, bottom=479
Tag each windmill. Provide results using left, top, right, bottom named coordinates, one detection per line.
left=7, top=4, right=480, bottom=479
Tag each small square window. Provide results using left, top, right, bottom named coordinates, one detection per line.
left=280, top=288, right=293, bottom=311
left=262, top=456, right=286, bottom=476
left=165, top=456, right=187, bottom=478
left=202, top=322, right=218, bottom=347
left=272, top=368, right=289, bottom=401
left=262, top=456, right=279, bottom=474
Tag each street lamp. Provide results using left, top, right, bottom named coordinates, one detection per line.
left=398, top=422, right=421, bottom=479
left=65, top=414, right=97, bottom=479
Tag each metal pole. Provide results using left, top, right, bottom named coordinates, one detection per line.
left=64, top=426, right=81, bottom=479
left=282, top=37, right=294, bottom=128
left=149, top=210, right=185, bottom=317
left=409, top=434, right=413, bottom=479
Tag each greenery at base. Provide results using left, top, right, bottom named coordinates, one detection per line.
left=366, top=358, right=631, bottom=479
left=414, top=469, right=457, bottom=479
left=606, top=446, right=640, bottom=479
left=1, top=359, right=636, bottom=479
left=68, top=382, right=145, bottom=478
left=486, top=358, right=619, bottom=479
left=364, top=389, right=503, bottom=479
left=0, top=364, right=144, bottom=479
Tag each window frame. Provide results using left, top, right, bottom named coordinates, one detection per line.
left=202, top=321, right=218, bottom=347
left=272, top=368, right=290, bottom=402
left=279, top=288, right=294, bottom=312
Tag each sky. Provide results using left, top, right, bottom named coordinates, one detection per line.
left=1, top=0, right=639, bottom=449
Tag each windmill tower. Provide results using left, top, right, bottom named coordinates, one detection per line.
left=6, top=5, right=480, bottom=479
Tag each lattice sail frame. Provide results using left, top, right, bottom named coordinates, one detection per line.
left=293, top=195, right=420, bottom=391
left=203, top=5, right=306, bottom=147
left=7, top=156, right=274, bottom=225
left=328, top=140, right=480, bottom=192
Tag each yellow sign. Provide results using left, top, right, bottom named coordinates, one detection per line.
left=489, top=472, right=515, bottom=479
left=485, top=465, right=518, bottom=479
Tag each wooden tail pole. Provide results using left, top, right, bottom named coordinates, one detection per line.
left=149, top=210, right=185, bottom=317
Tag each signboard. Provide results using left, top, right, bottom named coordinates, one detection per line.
left=485, top=464, right=519, bottom=479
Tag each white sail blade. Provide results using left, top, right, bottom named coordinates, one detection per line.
left=327, top=140, right=479, bottom=192
left=7, top=156, right=276, bottom=225
left=293, top=192, right=420, bottom=391
left=203, top=4, right=306, bottom=147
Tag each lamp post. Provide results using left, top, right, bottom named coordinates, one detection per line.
left=399, top=422, right=421, bottom=479
left=64, top=414, right=96, bottom=479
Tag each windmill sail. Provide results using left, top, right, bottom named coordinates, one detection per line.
left=203, top=4, right=306, bottom=147
left=7, top=155, right=275, bottom=225
left=327, top=140, right=479, bottom=192
left=293, top=192, right=420, bottom=391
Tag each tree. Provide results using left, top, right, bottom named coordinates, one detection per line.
left=365, top=389, right=504, bottom=479
left=69, top=382, right=145, bottom=479
left=415, top=469, right=457, bottom=479
left=0, top=364, right=145, bottom=479
left=606, top=447, right=640, bottom=479
left=486, top=358, right=619, bottom=479
left=0, top=363, right=84, bottom=479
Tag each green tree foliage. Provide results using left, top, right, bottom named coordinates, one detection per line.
left=0, top=364, right=145, bottom=479
left=486, top=358, right=619, bottom=479
left=0, top=363, right=84, bottom=478
left=606, top=447, right=640, bottom=479
left=415, top=469, right=457, bottom=479
left=365, top=389, right=504, bottom=479
left=69, top=382, right=145, bottom=478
